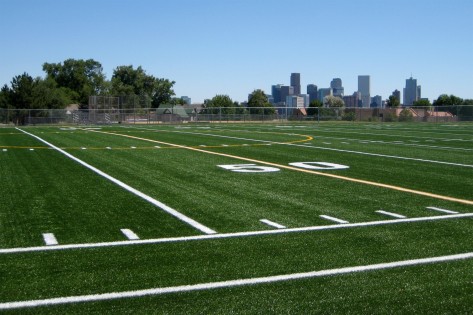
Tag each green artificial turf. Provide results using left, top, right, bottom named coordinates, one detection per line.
left=1, top=122, right=472, bottom=313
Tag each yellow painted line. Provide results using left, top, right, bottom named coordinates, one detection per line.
left=89, top=130, right=473, bottom=206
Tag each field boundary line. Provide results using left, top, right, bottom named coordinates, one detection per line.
left=15, top=128, right=216, bottom=235
left=2, top=212, right=472, bottom=255
left=91, top=129, right=473, bottom=206
left=1, top=251, right=473, bottom=309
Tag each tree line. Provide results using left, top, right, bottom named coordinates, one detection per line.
left=0, top=58, right=177, bottom=112
left=1, top=58, right=472, bottom=122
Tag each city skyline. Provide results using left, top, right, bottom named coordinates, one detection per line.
left=269, top=72, right=424, bottom=108
left=0, top=0, right=472, bottom=103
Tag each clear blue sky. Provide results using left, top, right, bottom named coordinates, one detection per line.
left=1, top=0, right=472, bottom=103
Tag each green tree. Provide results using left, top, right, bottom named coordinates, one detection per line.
left=31, top=77, right=75, bottom=109
left=433, top=94, right=464, bottom=117
left=9, top=73, right=35, bottom=109
left=412, top=98, right=432, bottom=108
left=169, top=97, right=186, bottom=105
left=111, top=65, right=175, bottom=107
left=433, top=94, right=463, bottom=106
left=324, top=95, right=344, bottom=107
left=399, top=108, right=414, bottom=122
left=307, top=100, right=322, bottom=116
left=43, top=59, right=107, bottom=105
left=386, top=95, right=400, bottom=107
left=247, top=89, right=275, bottom=115
left=204, top=95, right=235, bottom=114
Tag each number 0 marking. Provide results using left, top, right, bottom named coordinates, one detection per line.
left=217, top=164, right=280, bottom=173
left=289, top=162, right=349, bottom=170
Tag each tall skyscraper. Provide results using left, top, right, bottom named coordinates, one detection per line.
left=290, top=73, right=301, bottom=95
left=307, top=84, right=318, bottom=103
left=330, top=78, right=344, bottom=97
left=403, top=77, right=420, bottom=106
left=358, top=75, right=371, bottom=108
left=271, top=84, right=284, bottom=103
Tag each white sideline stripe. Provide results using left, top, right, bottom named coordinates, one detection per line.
left=427, top=207, right=458, bottom=214
left=120, top=229, right=140, bottom=240
left=1, top=213, right=473, bottom=255
left=42, top=233, right=58, bottom=246
left=376, top=210, right=407, bottom=219
left=2, top=252, right=473, bottom=310
left=16, top=128, right=216, bottom=235
left=320, top=215, right=349, bottom=224
left=260, top=219, right=286, bottom=229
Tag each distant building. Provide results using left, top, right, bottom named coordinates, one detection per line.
left=343, top=92, right=362, bottom=108
left=392, top=89, right=401, bottom=102
left=300, top=94, right=310, bottom=107
left=317, top=88, right=333, bottom=103
left=370, top=95, right=383, bottom=108
left=280, top=85, right=294, bottom=104
left=307, top=84, right=318, bottom=103
left=271, top=84, right=284, bottom=103
left=181, top=96, right=191, bottom=105
left=286, top=95, right=305, bottom=109
left=330, top=78, right=344, bottom=97
left=358, top=75, right=371, bottom=108
left=290, top=73, right=301, bottom=95
left=403, top=76, right=421, bottom=106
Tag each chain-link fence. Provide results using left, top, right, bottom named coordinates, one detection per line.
left=1, top=106, right=472, bottom=126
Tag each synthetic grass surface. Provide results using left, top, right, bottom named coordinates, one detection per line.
left=1, top=122, right=472, bottom=313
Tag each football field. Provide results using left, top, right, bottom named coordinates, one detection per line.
left=1, top=122, right=472, bottom=313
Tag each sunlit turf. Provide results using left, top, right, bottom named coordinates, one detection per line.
left=1, top=122, right=472, bottom=313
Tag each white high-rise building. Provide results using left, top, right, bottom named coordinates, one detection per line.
left=286, top=95, right=305, bottom=108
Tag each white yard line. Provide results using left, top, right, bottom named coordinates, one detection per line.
left=1, top=251, right=473, bottom=310
left=91, top=129, right=473, bottom=206
left=320, top=215, right=349, bottom=224
left=1, top=212, right=473, bottom=255
left=16, top=128, right=216, bottom=235
left=260, top=219, right=286, bottom=229
left=376, top=210, right=407, bottom=219
left=135, top=128, right=473, bottom=168
left=426, top=207, right=459, bottom=214
left=120, top=229, right=140, bottom=240
left=42, top=233, right=58, bottom=246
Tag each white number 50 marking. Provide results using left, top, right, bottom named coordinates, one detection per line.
left=218, top=162, right=349, bottom=173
